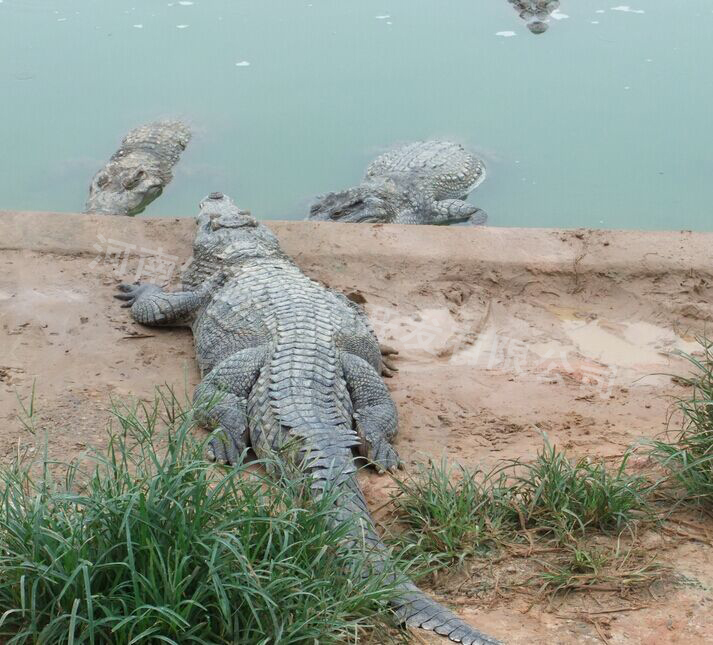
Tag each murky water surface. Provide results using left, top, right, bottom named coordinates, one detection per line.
left=1, top=1, right=712, bottom=229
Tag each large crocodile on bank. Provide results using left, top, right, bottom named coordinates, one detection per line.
left=308, top=140, right=488, bottom=226
left=85, top=120, right=191, bottom=216
left=114, top=192, right=501, bottom=644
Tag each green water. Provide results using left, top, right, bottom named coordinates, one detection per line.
left=1, top=0, right=712, bottom=230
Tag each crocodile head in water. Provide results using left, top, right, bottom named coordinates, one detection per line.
left=309, top=181, right=399, bottom=223
left=85, top=155, right=164, bottom=216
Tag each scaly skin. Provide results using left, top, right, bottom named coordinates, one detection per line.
left=115, top=192, right=502, bottom=645
left=85, top=120, right=191, bottom=216
left=507, top=0, right=561, bottom=34
left=309, top=141, right=488, bottom=226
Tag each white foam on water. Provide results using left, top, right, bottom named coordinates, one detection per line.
left=133, top=24, right=143, bottom=28
left=595, top=9, right=605, bottom=13
left=57, top=17, right=67, bottom=22
left=591, top=20, right=600, bottom=24
left=176, top=24, right=189, bottom=28
left=178, top=1, right=194, bottom=5
left=551, top=10, right=569, bottom=20
left=235, top=61, right=250, bottom=67
left=496, top=30, right=517, bottom=37
left=375, top=14, right=390, bottom=19
left=611, top=6, right=645, bottom=13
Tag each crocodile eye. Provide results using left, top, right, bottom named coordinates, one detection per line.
left=123, top=169, right=147, bottom=190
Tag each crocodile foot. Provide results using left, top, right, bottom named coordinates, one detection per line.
left=466, top=209, right=488, bottom=226
left=380, top=343, right=399, bottom=378
left=206, top=427, right=246, bottom=465
left=358, top=433, right=403, bottom=474
left=114, top=282, right=162, bottom=307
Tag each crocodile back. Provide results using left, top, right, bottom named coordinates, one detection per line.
left=194, top=257, right=360, bottom=486
left=365, top=140, right=485, bottom=201
left=250, top=268, right=359, bottom=485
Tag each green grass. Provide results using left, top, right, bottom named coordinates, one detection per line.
left=0, top=389, right=401, bottom=644
left=649, top=337, right=713, bottom=505
left=389, top=442, right=650, bottom=576
left=388, top=459, right=516, bottom=574
left=509, top=441, right=650, bottom=539
left=535, top=542, right=663, bottom=597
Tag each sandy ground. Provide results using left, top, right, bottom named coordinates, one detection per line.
left=2, top=211, right=713, bottom=644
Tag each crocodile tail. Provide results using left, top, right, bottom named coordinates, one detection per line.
left=334, top=475, right=502, bottom=645
left=394, top=582, right=501, bottom=645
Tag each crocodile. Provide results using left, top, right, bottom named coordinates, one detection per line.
left=507, top=0, right=562, bottom=34
left=308, top=141, right=488, bottom=226
left=114, top=192, right=501, bottom=645
left=85, top=120, right=191, bottom=216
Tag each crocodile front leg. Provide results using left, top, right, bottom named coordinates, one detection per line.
left=115, top=283, right=203, bottom=325
left=194, top=347, right=268, bottom=464
left=341, top=352, right=402, bottom=473
left=115, top=272, right=225, bottom=325
left=430, top=199, right=488, bottom=226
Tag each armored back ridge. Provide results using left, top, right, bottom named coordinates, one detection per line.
left=114, top=193, right=502, bottom=644
left=309, top=140, right=488, bottom=226
left=85, top=120, right=191, bottom=216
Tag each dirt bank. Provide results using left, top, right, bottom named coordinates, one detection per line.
left=2, top=211, right=713, bottom=644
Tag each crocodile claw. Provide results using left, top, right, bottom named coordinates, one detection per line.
left=206, top=427, right=243, bottom=465
left=114, top=282, right=160, bottom=308
left=380, top=343, right=399, bottom=356
left=367, top=439, right=403, bottom=474
left=380, top=343, right=399, bottom=377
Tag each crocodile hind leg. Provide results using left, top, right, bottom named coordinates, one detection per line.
left=194, top=347, right=267, bottom=464
left=341, top=352, right=401, bottom=473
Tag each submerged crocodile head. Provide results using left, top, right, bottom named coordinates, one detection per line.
left=191, top=192, right=282, bottom=268
left=85, top=155, right=164, bottom=216
left=508, top=0, right=560, bottom=34
left=309, top=181, right=400, bottom=223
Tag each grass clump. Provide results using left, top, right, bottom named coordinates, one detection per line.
left=650, top=337, right=713, bottom=505
left=389, top=442, right=650, bottom=577
left=388, top=459, right=516, bottom=573
left=536, top=542, right=663, bottom=597
left=509, top=441, right=650, bottom=539
left=0, top=389, right=400, bottom=644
